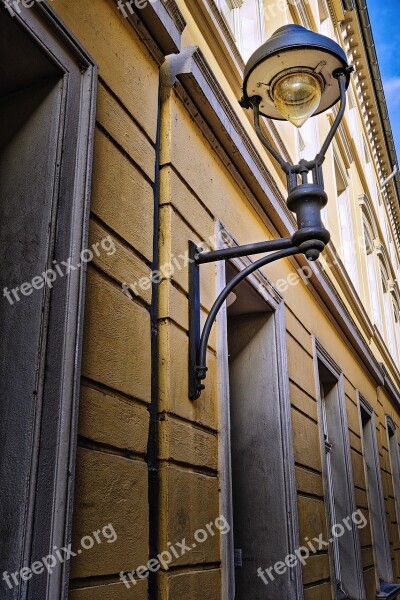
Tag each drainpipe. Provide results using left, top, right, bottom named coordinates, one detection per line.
left=147, top=76, right=162, bottom=600
left=381, top=165, right=398, bottom=192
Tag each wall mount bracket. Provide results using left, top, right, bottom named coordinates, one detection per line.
left=188, top=73, right=349, bottom=400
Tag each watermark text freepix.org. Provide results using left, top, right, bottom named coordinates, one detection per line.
left=122, top=229, right=369, bottom=303
left=117, top=0, right=157, bottom=18
left=3, top=235, right=116, bottom=306
left=257, top=509, right=367, bottom=586
left=120, top=515, right=230, bottom=588
left=2, top=0, right=53, bottom=17
left=2, top=523, right=117, bottom=590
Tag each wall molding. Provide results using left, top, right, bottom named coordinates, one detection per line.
left=315, top=337, right=343, bottom=377
left=162, top=0, right=186, bottom=33
left=288, top=0, right=314, bottom=30
left=113, top=0, right=184, bottom=64
left=183, top=0, right=292, bottom=163
left=377, top=349, right=400, bottom=406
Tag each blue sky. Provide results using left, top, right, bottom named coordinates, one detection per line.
left=367, top=0, right=400, bottom=159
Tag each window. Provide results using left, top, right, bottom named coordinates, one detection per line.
left=338, top=188, right=359, bottom=290
left=385, top=220, right=393, bottom=246
left=359, top=397, right=393, bottom=585
left=216, top=0, right=237, bottom=33
left=315, top=344, right=364, bottom=599
left=336, top=163, right=359, bottom=290
left=318, top=0, right=329, bottom=22
left=380, top=271, right=397, bottom=358
left=0, top=8, right=96, bottom=599
left=216, top=0, right=266, bottom=61
left=348, top=90, right=358, bottom=141
left=377, top=183, right=382, bottom=207
left=363, top=136, right=375, bottom=198
left=298, top=129, right=306, bottom=157
left=219, top=256, right=301, bottom=599
left=377, top=260, right=398, bottom=359
left=363, top=221, right=381, bottom=326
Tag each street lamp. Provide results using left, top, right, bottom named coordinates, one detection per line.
left=188, top=24, right=353, bottom=400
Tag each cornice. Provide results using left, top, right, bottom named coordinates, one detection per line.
left=162, top=0, right=186, bottom=33
left=114, top=0, right=184, bottom=64
left=326, top=0, right=346, bottom=24
left=341, top=9, right=400, bottom=249
left=315, top=337, right=343, bottom=377
left=358, top=391, right=374, bottom=416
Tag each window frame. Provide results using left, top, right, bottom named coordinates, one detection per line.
left=358, top=394, right=393, bottom=584
left=313, top=339, right=365, bottom=599
left=337, top=186, right=359, bottom=289
left=363, top=218, right=382, bottom=327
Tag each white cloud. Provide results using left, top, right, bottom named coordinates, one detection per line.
left=383, top=78, right=400, bottom=107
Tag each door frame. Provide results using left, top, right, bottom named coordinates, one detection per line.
left=1, top=5, right=97, bottom=599
left=216, top=222, right=303, bottom=600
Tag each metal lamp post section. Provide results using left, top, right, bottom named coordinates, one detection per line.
left=188, top=25, right=353, bottom=400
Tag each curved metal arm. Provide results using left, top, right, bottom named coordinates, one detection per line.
left=196, top=236, right=293, bottom=264
left=253, top=99, right=291, bottom=173
left=190, top=245, right=299, bottom=400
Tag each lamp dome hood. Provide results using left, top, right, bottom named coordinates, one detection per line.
left=242, top=24, right=351, bottom=121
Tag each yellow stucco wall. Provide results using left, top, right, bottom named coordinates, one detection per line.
left=43, top=0, right=400, bottom=598
left=49, top=0, right=158, bottom=597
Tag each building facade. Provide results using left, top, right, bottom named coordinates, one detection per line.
left=1, top=0, right=400, bottom=599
